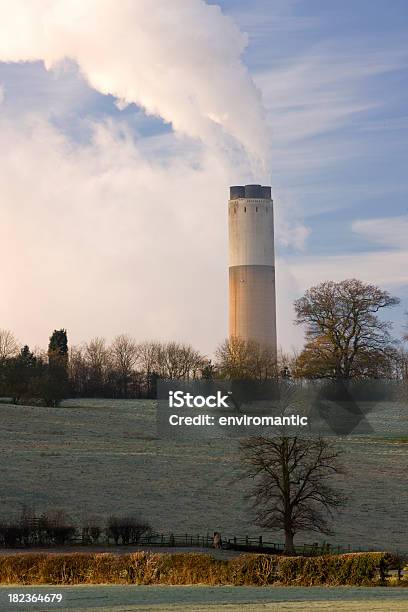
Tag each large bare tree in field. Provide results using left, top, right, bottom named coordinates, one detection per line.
left=239, top=435, right=345, bottom=554
left=0, top=329, right=19, bottom=362
left=294, top=279, right=400, bottom=379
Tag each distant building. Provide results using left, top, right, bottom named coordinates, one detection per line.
left=228, top=184, right=277, bottom=355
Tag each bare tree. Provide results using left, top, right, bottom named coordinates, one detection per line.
left=239, top=435, right=345, bottom=554
left=400, top=315, right=408, bottom=381
left=107, top=514, right=152, bottom=545
left=111, top=334, right=139, bottom=397
left=277, top=347, right=299, bottom=378
left=137, top=341, right=161, bottom=376
left=137, top=341, right=206, bottom=380
left=394, top=347, right=408, bottom=381
left=159, top=341, right=206, bottom=379
left=294, top=279, right=400, bottom=379
left=137, top=341, right=161, bottom=396
left=216, top=336, right=277, bottom=380
left=0, top=329, right=19, bottom=362
left=85, top=337, right=112, bottom=394
left=68, top=346, right=88, bottom=396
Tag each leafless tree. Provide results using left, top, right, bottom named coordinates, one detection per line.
left=137, top=341, right=206, bottom=380
left=137, top=341, right=161, bottom=376
left=84, top=337, right=112, bottom=393
left=397, top=349, right=408, bottom=381
left=85, top=337, right=111, bottom=369
left=294, top=279, right=400, bottom=379
left=68, top=346, right=88, bottom=395
left=400, top=316, right=408, bottom=381
left=238, top=435, right=345, bottom=554
left=159, top=341, right=205, bottom=379
left=111, top=334, right=139, bottom=397
left=277, top=347, right=299, bottom=378
left=0, top=329, right=19, bottom=362
left=216, top=336, right=277, bottom=380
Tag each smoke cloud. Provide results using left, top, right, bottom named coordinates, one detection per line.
left=0, top=1, right=313, bottom=354
left=0, top=0, right=269, bottom=164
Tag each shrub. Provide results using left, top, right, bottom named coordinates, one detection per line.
left=0, top=551, right=399, bottom=586
left=81, top=516, right=102, bottom=545
left=41, top=510, right=76, bottom=546
left=106, top=515, right=152, bottom=545
left=228, top=554, right=278, bottom=585
left=0, top=524, right=23, bottom=548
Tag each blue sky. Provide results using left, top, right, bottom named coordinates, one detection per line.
left=0, top=0, right=407, bottom=352
left=231, top=0, right=408, bottom=339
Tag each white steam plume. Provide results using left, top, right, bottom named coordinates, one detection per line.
left=0, top=0, right=269, bottom=165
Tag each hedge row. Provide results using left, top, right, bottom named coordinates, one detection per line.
left=0, top=551, right=400, bottom=586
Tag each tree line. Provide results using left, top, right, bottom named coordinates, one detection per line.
left=0, top=507, right=152, bottom=548
left=0, top=278, right=407, bottom=405
left=0, top=278, right=407, bottom=554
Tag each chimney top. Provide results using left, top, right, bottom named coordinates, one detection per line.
left=230, top=184, right=271, bottom=199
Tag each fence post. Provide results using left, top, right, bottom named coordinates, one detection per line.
left=259, top=535, right=263, bottom=548
left=245, top=535, right=249, bottom=546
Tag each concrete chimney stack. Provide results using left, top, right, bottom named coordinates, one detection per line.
left=228, top=184, right=277, bottom=355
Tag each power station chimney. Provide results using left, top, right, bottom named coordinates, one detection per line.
left=228, top=184, right=277, bottom=356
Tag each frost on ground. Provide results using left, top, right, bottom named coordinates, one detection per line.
left=1, top=586, right=408, bottom=611
left=0, top=398, right=406, bottom=552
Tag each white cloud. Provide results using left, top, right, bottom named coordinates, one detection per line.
left=0, top=0, right=269, bottom=166
left=255, top=46, right=406, bottom=146
left=0, top=1, right=316, bottom=355
left=0, top=115, right=232, bottom=354
left=0, top=2, right=406, bottom=355
left=352, top=216, right=408, bottom=250
left=275, top=216, right=310, bottom=251
left=288, top=250, right=408, bottom=292
left=250, top=42, right=408, bottom=227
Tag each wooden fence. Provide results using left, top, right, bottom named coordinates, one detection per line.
left=133, top=532, right=355, bottom=556
left=1, top=522, right=365, bottom=556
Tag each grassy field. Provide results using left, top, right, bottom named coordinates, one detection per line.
left=0, top=398, right=406, bottom=552
left=1, top=585, right=408, bottom=611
